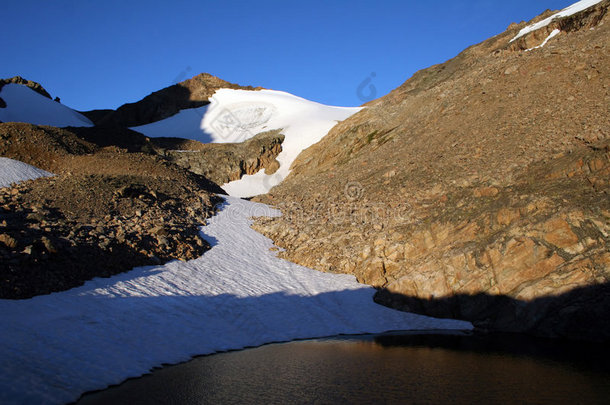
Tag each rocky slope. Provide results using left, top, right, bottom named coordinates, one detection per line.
left=0, top=122, right=224, bottom=298
left=254, top=1, right=610, bottom=341
left=82, top=73, right=261, bottom=127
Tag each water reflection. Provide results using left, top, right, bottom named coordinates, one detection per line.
left=78, top=332, right=610, bottom=404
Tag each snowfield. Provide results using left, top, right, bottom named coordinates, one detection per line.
left=0, top=83, right=93, bottom=127
left=0, top=157, right=53, bottom=188
left=130, top=105, right=210, bottom=141
left=511, top=0, right=603, bottom=42
left=132, top=89, right=362, bottom=197
left=0, top=196, right=471, bottom=404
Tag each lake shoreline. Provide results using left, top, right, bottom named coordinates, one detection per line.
left=76, top=329, right=610, bottom=404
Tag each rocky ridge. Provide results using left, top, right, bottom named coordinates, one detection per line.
left=82, top=73, right=261, bottom=127
left=253, top=2, right=610, bottom=341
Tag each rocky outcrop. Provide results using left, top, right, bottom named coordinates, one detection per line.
left=163, top=129, right=284, bottom=185
left=0, top=173, right=219, bottom=299
left=82, top=73, right=261, bottom=127
left=253, top=3, right=610, bottom=341
left=508, top=0, right=609, bottom=51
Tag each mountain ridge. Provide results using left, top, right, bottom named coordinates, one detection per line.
left=82, top=72, right=262, bottom=127
left=253, top=0, right=610, bottom=341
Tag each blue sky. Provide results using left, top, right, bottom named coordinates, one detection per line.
left=2, top=0, right=576, bottom=111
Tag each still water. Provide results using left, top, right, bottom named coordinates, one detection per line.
left=78, top=332, right=610, bottom=404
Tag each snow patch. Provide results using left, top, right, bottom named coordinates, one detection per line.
left=205, top=90, right=362, bottom=197
left=130, top=89, right=362, bottom=197
left=526, top=28, right=562, bottom=50
left=0, top=157, right=53, bottom=188
left=0, top=84, right=93, bottom=127
left=511, top=0, right=603, bottom=42
left=0, top=196, right=471, bottom=404
left=204, top=101, right=276, bottom=143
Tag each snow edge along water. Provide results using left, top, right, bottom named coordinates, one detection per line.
left=0, top=195, right=472, bottom=404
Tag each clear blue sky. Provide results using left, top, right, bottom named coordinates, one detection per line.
left=2, top=0, right=576, bottom=111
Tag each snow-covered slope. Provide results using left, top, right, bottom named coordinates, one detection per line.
left=0, top=196, right=471, bottom=404
left=0, top=83, right=93, bottom=127
left=511, top=0, right=604, bottom=41
left=131, top=89, right=362, bottom=197
left=130, top=105, right=210, bottom=141
left=0, top=157, right=53, bottom=188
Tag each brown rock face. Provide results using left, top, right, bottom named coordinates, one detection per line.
left=163, top=129, right=285, bottom=185
left=82, top=73, right=261, bottom=127
left=253, top=2, right=610, bottom=341
left=508, top=1, right=609, bottom=51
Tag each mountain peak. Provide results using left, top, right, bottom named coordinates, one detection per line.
left=83, top=72, right=261, bottom=127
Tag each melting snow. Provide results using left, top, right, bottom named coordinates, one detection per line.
left=511, top=0, right=604, bottom=42
left=0, top=196, right=471, bottom=404
left=0, top=157, right=53, bottom=188
left=0, top=84, right=93, bottom=127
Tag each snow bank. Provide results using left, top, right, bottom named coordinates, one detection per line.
left=0, top=157, right=53, bottom=188
left=0, top=196, right=471, bottom=404
left=131, top=89, right=362, bottom=197
left=0, top=83, right=93, bottom=127
left=511, top=0, right=603, bottom=42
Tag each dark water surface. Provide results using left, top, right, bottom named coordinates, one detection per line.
left=78, top=332, right=610, bottom=404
